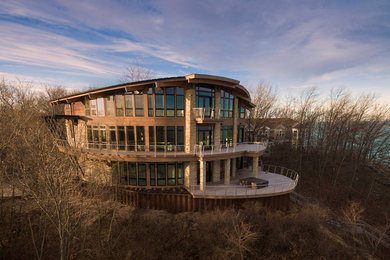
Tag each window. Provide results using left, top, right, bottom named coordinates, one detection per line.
left=166, top=88, right=175, bottom=117
left=119, top=161, right=128, bottom=185
left=134, top=91, right=144, bottom=117
left=138, top=163, right=147, bottom=186
left=125, top=93, right=133, bottom=116
left=109, top=126, right=116, bottom=149
left=221, top=125, right=233, bottom=147
left=93, top=125, right=99, bottom=148
left=129, top=162, right=137, bottom=185
left=238, top=125, right=244, bottom=143
left=90, top=99, right=97, bottom=116
left=87, top=125, right=92, bottom=148
left=155, top=89, right=164, bottom=117
left=136, top=126, right=145, bottom=151
left=150, top=164, right=156, bottom=186
left=156, top=126, right=165, bottom=151
left=167, top=126, right=175, bottom=151
left=117, top=126, right=125, bottom=150
left=84, top=97, right=90, bottom=115
left=157, top=163, right=166, bottom=186
left=196, top=86, right=214, bottom=118
left=115, top=95, right=123, bottom=116
left=106, top=96, right=115, bottom=116
left=167, top=163, right=176, bottom=185
left=97, top=97, right=105, bottom=116
left=177, top=126, right=184, bottom=152
left=221, top=90, right=234, bottom=118
left=149, top=126, right=155, bottom=152
left=147, top=88, right=154, bottom=116
left=100, top=126, right=107, bottom=148
left=126, top=126, right=135, bottom=151
left=239, top=105, right=245, bottom=119
left=176, top=88, right=184, bottom=117
left=177, top=163, right=183, bottom=185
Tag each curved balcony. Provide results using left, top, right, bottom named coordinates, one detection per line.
left=194, top=142, right=267, bottom=157
left=186, top=164, right=299, bottom=198
left=193, top=107, right=221, bottom=123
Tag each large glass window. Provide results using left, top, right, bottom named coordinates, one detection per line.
left=147, top=88, right=154, bottom=117
left=176, top=88, right=184, bottom=117
left=221, top=125, right=233, bottom=147
left=197, top=125, right=214, bottom=148
left=126, top=126, right=135, bottom=151
left=196, top=86, right=215, bottom=118
left=85, top=97, right=90, bottom=115
left=115, top=95, right=123, bottom=116
left=125, top=93, right=133, bottom=117
left=109, top=126, right=116, bottom=149
left=100, top=126, right=107, bottom=149
left=157, top=163, right=166, bottom=186
left=106, top=96, right=115, bottom=116
left=166, top=88, right=175, bottom=117
left=177, top=163, right=184, bottom=185
left=90, top=99, right=97, bottom=116
left=134, top=91, right=144, bottom=117
left=138, top=163, right=147, bottom=186
left=156, top=126, right=165, bottom=151
left=97, top=97, right=105, bottom=116
left=239, top=105, right=245, bottom=119
left=155, top=89, right=164, bottom=117
left=167, top=126, right=175, bottom=152
left=150, top=164, right=156, bottom=186
left=149, top=126, right=155, bottom=152
left=167, top=163, right=176, bottom=185
left=177, top=126, right=184, bottom=152
left=129, top=162, right=137, bottom=185
left=117, top=126, right=125, bottom=150
left=136, top=126, right=145, bottom=151
left=238, top=125, right=244, bottom=143
left=221, top=90, right=234, bottom=118
left=119, top=161, right=128, bottom=185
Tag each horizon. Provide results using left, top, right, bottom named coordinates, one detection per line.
left=0, top=0, right=389, bottom=104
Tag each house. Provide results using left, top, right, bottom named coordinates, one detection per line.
left=50, top=74, right=299, bottom=211
left=249, top=118, right=299, bottom=146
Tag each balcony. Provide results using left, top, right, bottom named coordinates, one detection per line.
left=186, top=164, right=299, bottom=198
left=193, top=108, right=222, bottom=123
left=194, top=142, right=267, bottom=157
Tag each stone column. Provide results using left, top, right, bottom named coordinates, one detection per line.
left=233, top=97, right=238, bottom=146
left=185, top=87, right=196, bottom=153
left=199, top=160, right=206, bottom=191
left=184, top=161, right=197, bottom=187
left=252, top=156, right=259, bottom=178
left=212, top=160, right=220, bottom=182
left=232, top=158, right=237, bottom=177
left=224, top=159, right=231, bottom=185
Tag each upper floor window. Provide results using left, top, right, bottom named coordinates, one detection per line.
left=155, top=89, right=164, bottom=117
left=147, top=88, right=153, bottom=116
left=125, top=93, right=133, bottom=116
left=196, top=86, right=214, bottom=109
left=115, top=95, right=123, bottom=116
left=220, top=90, right=233, bottom=118
left=65, top=104, right=72, bottom=115
left=239, top=105, right=246, bottom=119
left=84, top=97, right=90, bottom=115
left=106, top=96, right=115, bottom=116
left=97, top=98, right=105, bottom=116
left=134, top=91, right=144, bottom=117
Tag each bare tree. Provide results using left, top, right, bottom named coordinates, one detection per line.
left=121, top=63, right=155, bottom=83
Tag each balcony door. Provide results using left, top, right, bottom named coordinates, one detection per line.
left=197, top=125, right=214, bottom=149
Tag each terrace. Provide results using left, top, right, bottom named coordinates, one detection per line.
left=186, top=164, right=299, bottom=198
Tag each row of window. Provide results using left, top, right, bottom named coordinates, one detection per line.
left=86, top=125, right=184, bottom=152
left=112, top=161, right=184, bottom=186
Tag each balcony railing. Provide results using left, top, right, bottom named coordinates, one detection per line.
left=193, top=108, right=220, bottom=120
left=186, top=164, right=299, bottom=197
left=194, top=142, right=267, bottom=156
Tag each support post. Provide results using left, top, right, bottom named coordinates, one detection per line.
left=252, top=156, right=259, bottom=178
left=200, top=160, right=206, bottom=191
left=224, top=159, right=231, bottom=185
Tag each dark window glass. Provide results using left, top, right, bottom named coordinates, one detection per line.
left=238, top=125, right=244, bottom=143
left=125, top=94, right=133, bottom=116
left=157, top=163, right=166, bottom=186
left=126, top=126, right=135, bottom=151
left=138, top=163, right=146, bottom=186
left=84, top=97, right=90, bottom=115
left=176, top=88, right=184, bottom=117
left=167, top=126, right=175, bottom=152
left=129, top=162, right=137, bottom=185
left=167, top=163, right=176, bottom=186
left=119, top=161, right=128, bottom=185
left=147, top=88, right=153, bottom=117
left=239, top=106, right=245, bottom=119
left=93, top=126, right=99, bottom=148
left=221, top=125, right=233, bottom=147
left=177, top=126, right=184, bottom=151
left=155, top=89, right=164, bottom=117
left=117, top=126, right=125, bottom=150
left=115, top=95, right=123, bottom=116
left=109, top=126, right=116, bottom=149
left=166, top=88, right=175, bottom=117
left=196, top=125, right=214, bottom=148
left=87, top=125, right=92, bottom=148
left=150, top=164, right=156, bottom=186
left=196, top=86, right=214, bottom=118
left=149, top=126, right=155, bottom=152
left=100, top=126, right=106, bottom=149
left=156, top=126, right=165, bottom=151
left=136, top=126, right=145, bottom=151
left=221, top=90, right=234, bottom=118
left=177, top=163, right=183, bottom=185
left=135, top=91, right=143, bottom=117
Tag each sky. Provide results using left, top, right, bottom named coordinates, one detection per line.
left=0, top=0, right=389, bottom=103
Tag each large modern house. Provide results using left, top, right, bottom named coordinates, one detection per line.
left=50, top=74, right=298, bottom=211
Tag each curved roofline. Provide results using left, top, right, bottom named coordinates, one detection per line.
left=50, top=74, right=251, bottom=104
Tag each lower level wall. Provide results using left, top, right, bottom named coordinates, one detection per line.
left=79, top=158, right=113, bottom=184
left=115, top=188, right=290, bottom=212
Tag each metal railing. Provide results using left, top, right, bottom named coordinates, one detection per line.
left=193, top=107, right=220, bottom=120
left=194, top=142, right=268, bottom=156
left=186, top=164, right=299, bottom=197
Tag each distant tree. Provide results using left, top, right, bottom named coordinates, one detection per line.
left=121, top=63, right=155, bottom=83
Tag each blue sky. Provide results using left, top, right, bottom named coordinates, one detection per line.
left=0, top=0, right=389, bottom=103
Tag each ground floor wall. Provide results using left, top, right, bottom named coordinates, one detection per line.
left=115, top=188, right=291, bottom=212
